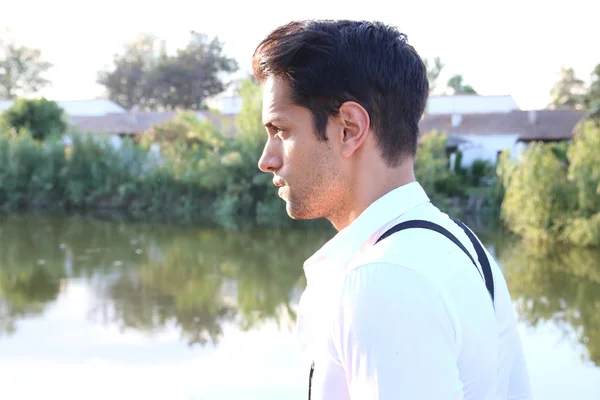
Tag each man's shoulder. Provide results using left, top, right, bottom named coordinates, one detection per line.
left=348, top=210, right=478, bottom=286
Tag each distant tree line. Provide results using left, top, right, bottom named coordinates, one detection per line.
left=423, top=56, right=477, bottom=95
left=96, top=32, right=238, bottom=111
left=0, top=33, right=52, bottom=99
left=549, top=65, right=600, bottom=119
left=2, top=30, right=599, bottom=119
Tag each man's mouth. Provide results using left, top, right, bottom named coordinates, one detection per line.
left=273, top=177, right=285, bottom=187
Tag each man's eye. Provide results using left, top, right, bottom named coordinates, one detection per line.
left=270, top=126, right=285, bottom=137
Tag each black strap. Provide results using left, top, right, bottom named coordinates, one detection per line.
left=308, top=361, right=315, bottom=400
left=450, top=218, right=495, bottom=302
left=375, top=219, right=495, bottom=303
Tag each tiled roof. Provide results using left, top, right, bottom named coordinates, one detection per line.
left=69, top=110, right=236, bottom=135
left=419, top=109, right=587, bottom=141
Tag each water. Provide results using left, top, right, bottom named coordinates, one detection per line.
left=0, top=214, right=599, bottom=399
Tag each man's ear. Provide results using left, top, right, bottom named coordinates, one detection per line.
left=336, top=101, right=371, bottom=159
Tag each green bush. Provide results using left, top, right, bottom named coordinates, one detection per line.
left=433, top=172, right=468, bottom=198
left=0, top=79, right=297, bottom=229
left=498, top=119, right=600, bottom=247
left=1, top=98, right=67, bottom=141
left=0, top=80, right=508, bottom=229
left=453, top=150, right=468, bottom=179
left=470, top=159, right=493, bottom=186
left=415, top=130, right=449, bottom=195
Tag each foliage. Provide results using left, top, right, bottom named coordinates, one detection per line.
left=0, top=35, right=52, bottom=99
left=434, top=172, right=467, bottom=198
left=96, top=33, right=161, bottom=110
left=0, top=77, right=314, bottom=229
left=548, top=63, right=600, bottom=116
left=453, top=150, right=466, bottom=177
left=548, top=141, right=570, bottom=162
left=97, top=31, right=238, bottom=110
left=0, top=131, right=215, bottom=221
left=586, top=64, right=600, bottom=121
left=139, top=111, right=226, bottom=162
left=0, top=75, right=500, bottom=228
left=566, top=119, right=600, bottom=216
left=470, top=159, right=493, bottom=186
left=0, top=98, right=66, bottom=141
left=497, top=142, right=573, bottom=242
left=500, top=238, right=600, bottom=366
left=447, top=74, right=477, bottom=95
left=424, top=56, right=444, bottom=94
left=415, top=130, right=449, bottom=195
left=498, top=119, right=600, bottom=246
left=0, top=214, right=332, bottom=341
left=549, top=67, right=587, bottom=109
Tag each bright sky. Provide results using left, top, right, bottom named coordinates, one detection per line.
left=1, top=0, right=596, bottom=110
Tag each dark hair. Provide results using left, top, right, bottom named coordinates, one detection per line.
left=252, top=20, right=429, bottom=167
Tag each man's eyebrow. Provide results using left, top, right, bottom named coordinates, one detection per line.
left=264, top=116, right=288, bottom=127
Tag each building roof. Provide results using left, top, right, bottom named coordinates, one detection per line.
left=70, top=112, right=177, bottom=134
left=69, top=110, right=235, bottom=135
left=419, top=109, right=587, bottom=142
left=0, top=98, right=126, bottom=116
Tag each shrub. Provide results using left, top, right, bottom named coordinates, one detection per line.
left=433, top=172, right=468, bottom=198
left=470, top=159, right=493, bottom=186
left=1, top=98, right=67, bottom=141
left=415, top=130, right=449, bottom=195
left=498, top=119, right=600, bottom=246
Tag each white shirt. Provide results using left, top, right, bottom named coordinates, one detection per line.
left=297, top=182, right=532, bottom=400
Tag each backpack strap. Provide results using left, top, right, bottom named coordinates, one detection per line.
left=375, top=219, right=495, bottom=303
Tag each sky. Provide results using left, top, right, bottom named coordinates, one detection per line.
left=1, top=0, right=597, bottom=110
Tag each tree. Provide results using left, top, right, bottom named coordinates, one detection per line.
left=1, top=98, right=66, bottom=140
left=97, top=31, right=238, bottom=111
left=97, top=33, right=164, bottom=110
left=414, top=130, right=449, bottom=195
left=585, top=64, right=600, bottom=120
left=549, top=67, right=586, bottom=109
left=149, top=32, right=238, bottom=110
left=0, top=36, right=52, bottom=99
left=424, top=57, right=444, bottom=94
left=447, top=74, right=477, bottom=95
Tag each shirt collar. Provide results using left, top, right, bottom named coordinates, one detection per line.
left=303, top=181, right=430, bottom=284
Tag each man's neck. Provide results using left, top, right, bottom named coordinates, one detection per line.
left=328, top=164, right=416, bottom=232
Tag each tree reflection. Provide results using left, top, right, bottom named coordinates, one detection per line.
left=90, top=227, right=331, bottom=346
left=499, top=238, right=600, bottom=366
left=5, top=212, right=600, bottom=363
left=0, top=216, right=66, bottom=336
left=0, top=213, right=333, bottom=347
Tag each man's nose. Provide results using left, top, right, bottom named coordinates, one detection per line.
left=258, top=138, right=282, bottom=173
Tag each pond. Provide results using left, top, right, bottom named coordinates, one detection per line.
left=0, top=214, right=599, bottom=399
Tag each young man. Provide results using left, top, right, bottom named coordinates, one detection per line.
left=253, top=20, right=532, bottom=400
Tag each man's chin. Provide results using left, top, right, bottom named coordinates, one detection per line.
left=285, top=202, right=319, bottom=221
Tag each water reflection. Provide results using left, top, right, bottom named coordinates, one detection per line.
left=0, top=215, right=332, bottom=346
left=498, top=238, right=600, bottom=366
left=1, top=214, right=600, bottom=399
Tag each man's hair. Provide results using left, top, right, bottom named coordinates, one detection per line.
left=252, top=19, right=429, bottom=167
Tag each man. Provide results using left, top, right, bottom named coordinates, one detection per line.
left=253, top=20, right=532, bottom=399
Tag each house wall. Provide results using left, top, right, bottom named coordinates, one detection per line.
left=453, top=133, right=525, bottom=167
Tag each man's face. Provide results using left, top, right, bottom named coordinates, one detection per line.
left=258, top=77, right=345, bottom=220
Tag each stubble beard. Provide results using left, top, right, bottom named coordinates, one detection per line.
left=282, top=140, right=343, bottom=221
left=284, top=170, right=343, bottom=221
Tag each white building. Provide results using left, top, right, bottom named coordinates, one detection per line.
left=420, top=95, right=586, bottom=168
